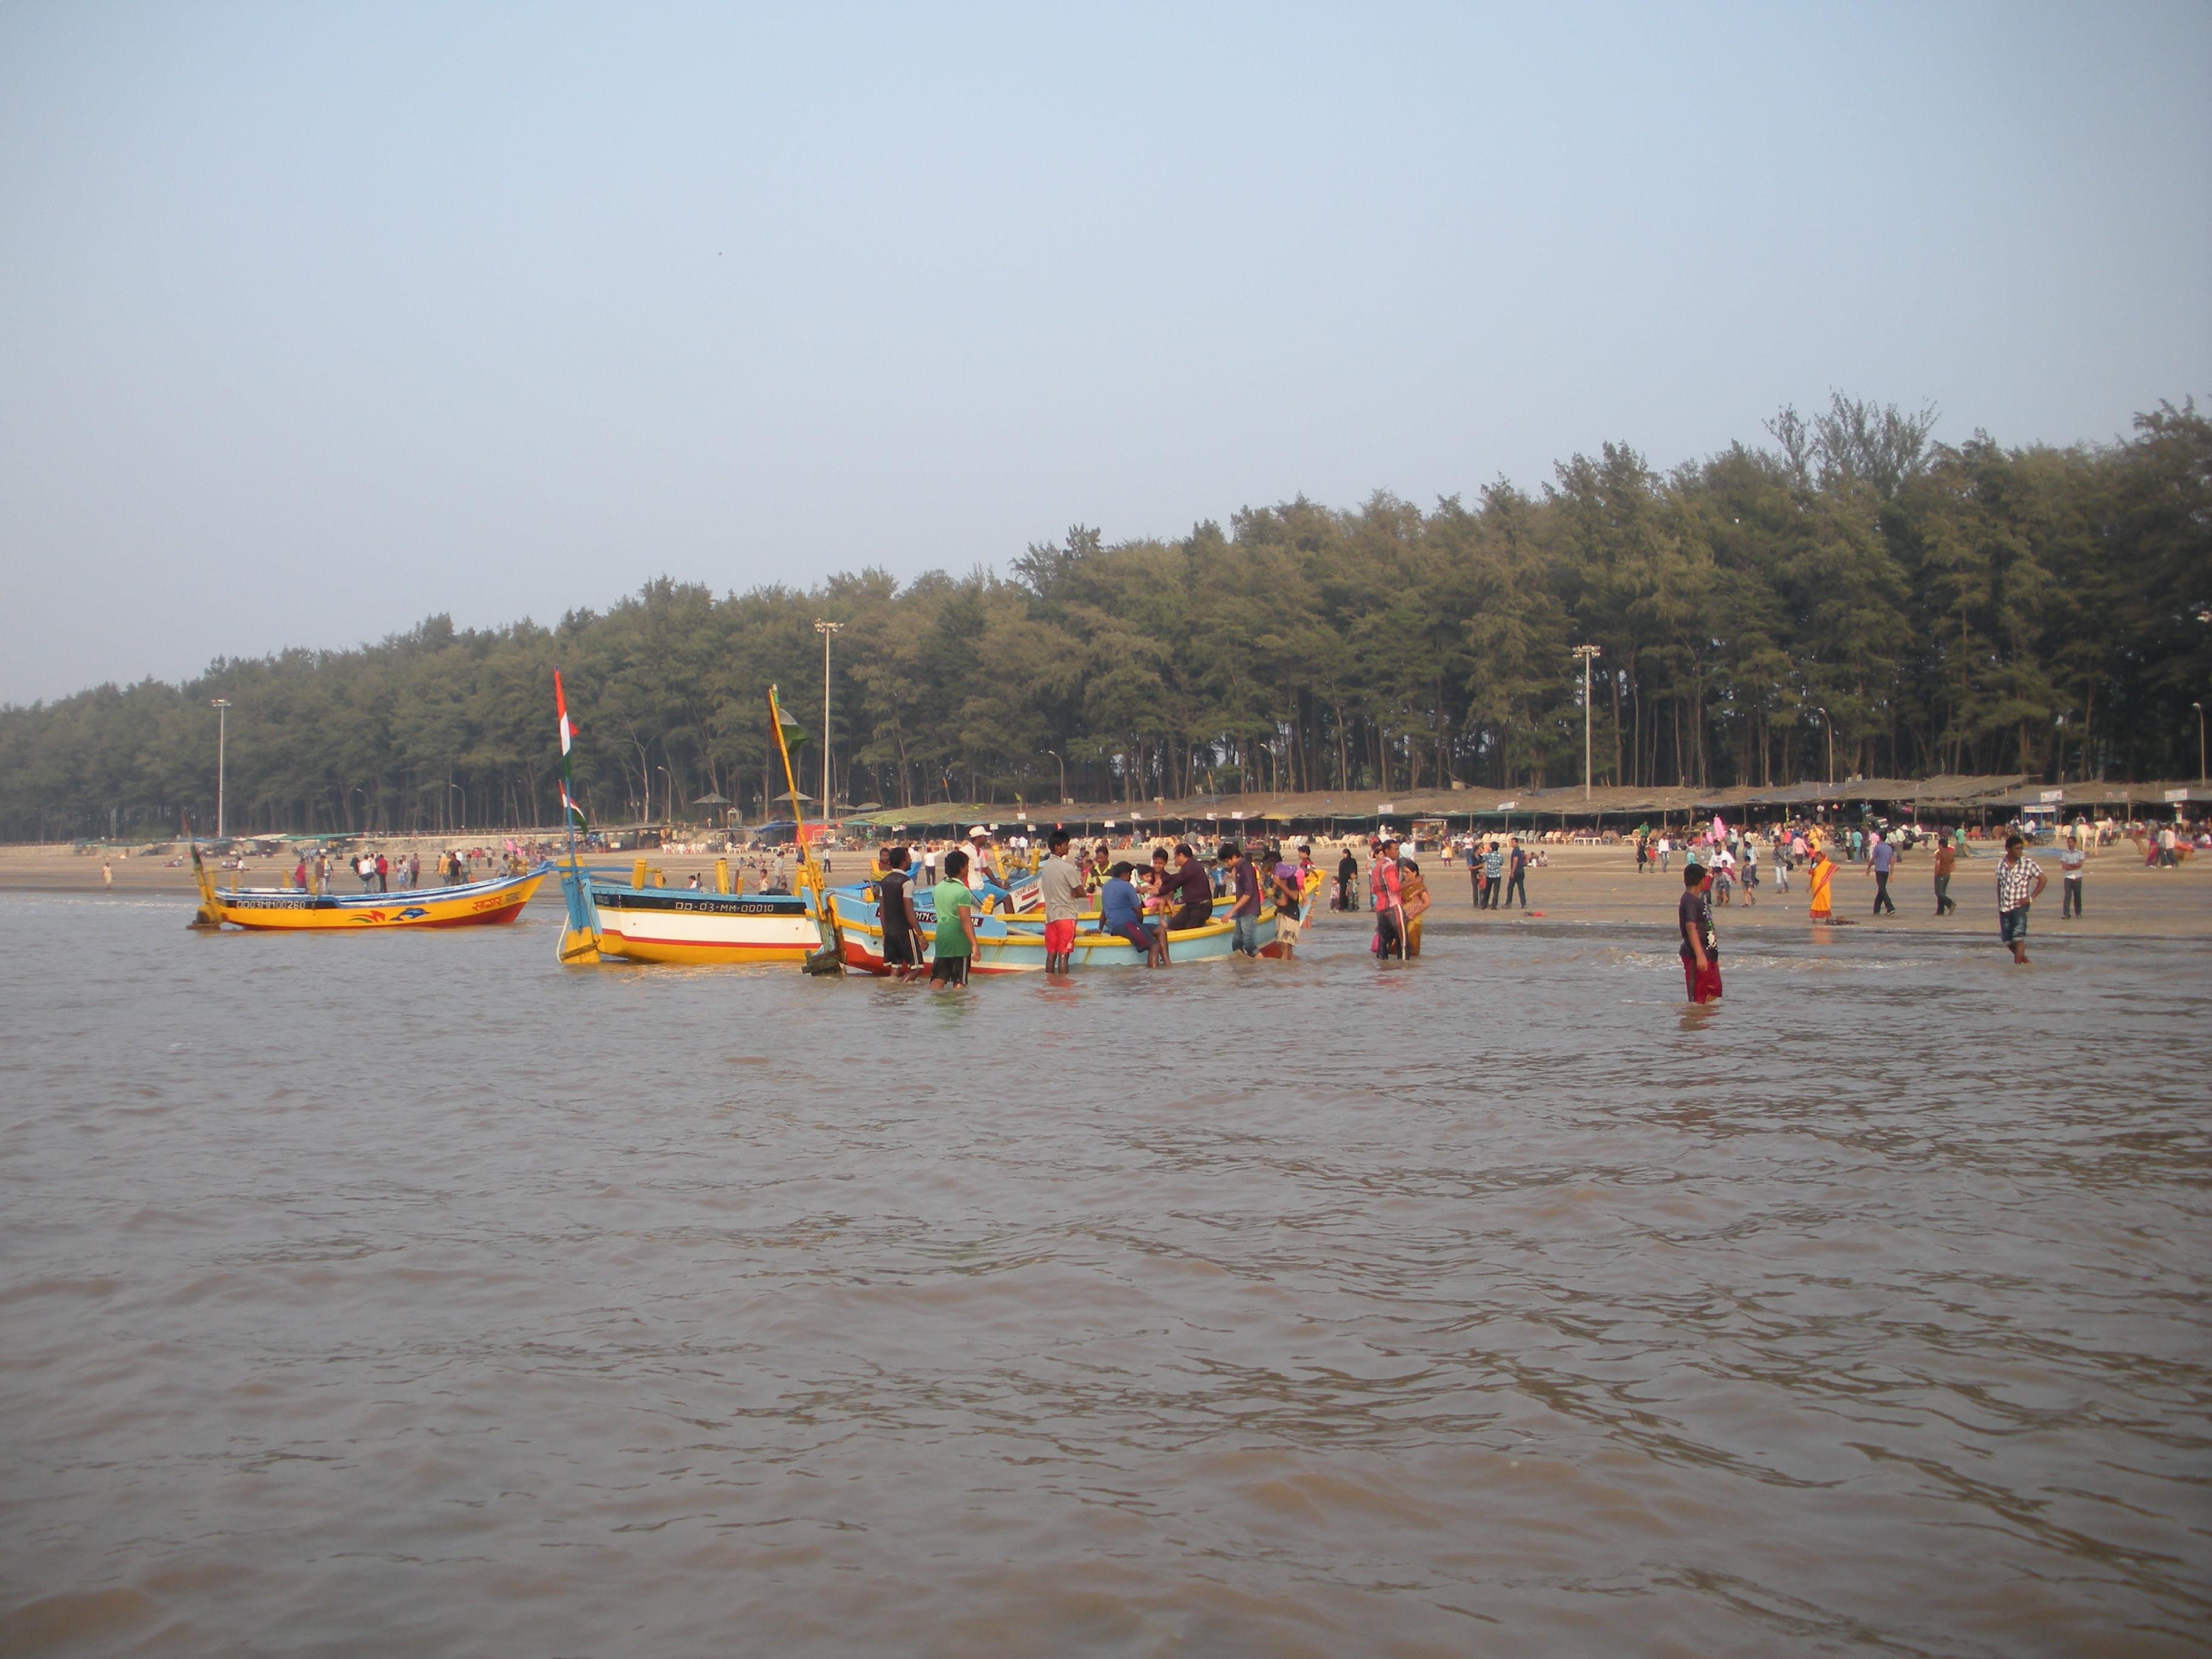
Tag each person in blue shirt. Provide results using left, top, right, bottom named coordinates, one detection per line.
left=1099, top=861, right=1165, bottom=967
left=1869, top=831, right=1898, bottom=916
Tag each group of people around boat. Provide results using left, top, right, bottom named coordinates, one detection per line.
left=866, top=827, right=1323, bottom=988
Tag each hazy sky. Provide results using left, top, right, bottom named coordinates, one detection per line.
left=3, top=2, right=2207, bottom=706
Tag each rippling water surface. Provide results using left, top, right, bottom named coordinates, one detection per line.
left=2, top=894, right=2208, bottom=1657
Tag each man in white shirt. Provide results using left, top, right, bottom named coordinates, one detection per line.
left=2059, top=836, right=2086, bottom=918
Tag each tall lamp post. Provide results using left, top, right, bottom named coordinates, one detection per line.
left=209, top=699, right=230, bottom=838
left=2194, top=702, right=2205, bottom=783
left=1045, top=748, right=1070, bottom=804
left=1570, top=645, right=1601, bottom=802
left=814, top=620, right=843, bottom=819
left=1815, top=706, right=1833, bottom=787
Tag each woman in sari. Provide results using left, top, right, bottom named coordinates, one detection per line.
left=1807, top=846, right=1835, bottom=922
left=1399, top=858, right=1432, bottom=957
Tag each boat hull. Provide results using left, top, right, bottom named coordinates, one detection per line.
left=559, top=875, right=822, bottom=965
left=196, top=866, right=551, bottom=931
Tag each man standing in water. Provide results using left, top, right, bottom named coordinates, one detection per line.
left=1038, top=827, right=1090, bottom=974
left=1997, top=833, right=2046, bottom=965
left=1679, top=862, right=1721, bottom=1005
left=1370, top=835, right=1407, bottom=959
left=876, top=845, right=927, bottom=980
left=1222, top=842, right=1262, bottom=957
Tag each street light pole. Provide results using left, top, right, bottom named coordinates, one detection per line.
left=209, top=699, right=230, bottom=838
left=1816, top=706, right=1832, bottom=786
left=1045, top=749, right=1068, bottom=804
left=2194, top=702, right=2205, bottom=783
left=815, top=620, right=843, bottom=818
left=1570, top=646, right=1601, bottom=801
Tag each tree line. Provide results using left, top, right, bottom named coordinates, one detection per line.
left=4, top=396, right=2206, bottom=843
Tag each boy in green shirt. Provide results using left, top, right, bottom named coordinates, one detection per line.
left=930, top=848, right=978, bottom=988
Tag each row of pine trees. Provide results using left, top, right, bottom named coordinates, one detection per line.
left=4, top=398, right=2207, bottom=842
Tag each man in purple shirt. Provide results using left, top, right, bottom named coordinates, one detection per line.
left=1869, top=832, right=1897, bottom=916
left=1222, top=843, right=1262, bottom=957
left=1165, top=845, right=1213, bottom=934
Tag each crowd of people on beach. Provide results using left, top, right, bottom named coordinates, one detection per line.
left=1663, top=810, right=2207, bottom=1004
left=129, top=799, right=2204, bottom=1002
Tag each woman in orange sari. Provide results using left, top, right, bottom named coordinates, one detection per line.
left=1807, top=846, right=1835, bottom=922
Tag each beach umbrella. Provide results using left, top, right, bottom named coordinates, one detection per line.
left=692, top=792, right=731, bottom=806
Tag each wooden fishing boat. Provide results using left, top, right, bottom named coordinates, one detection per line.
left=190, top=848, right=550, bottom=931
left=825, top=883, right=1268, bottom=974
left=556, top=862, right=822, bottom=966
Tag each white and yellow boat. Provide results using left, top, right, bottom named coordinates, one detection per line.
left=190, top=848, right=551, bottom=931
left=555, top=857, right=822, bottom=966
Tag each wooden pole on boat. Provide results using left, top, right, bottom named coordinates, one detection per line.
left=771, top=684, right=846, bottom=973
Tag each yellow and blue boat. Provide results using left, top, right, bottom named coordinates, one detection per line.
left=190, top=846, right=551, bottom=931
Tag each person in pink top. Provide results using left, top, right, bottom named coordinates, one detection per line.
left=1370, top=836, right=1407, bottom=960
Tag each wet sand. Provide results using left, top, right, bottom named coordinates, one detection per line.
left=10, top=840, right=2205, bottom=940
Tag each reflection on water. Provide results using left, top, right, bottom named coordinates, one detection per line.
left=2, top=896, right=2208, bottom=1657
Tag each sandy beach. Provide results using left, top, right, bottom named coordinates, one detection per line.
left=9, top=837, right=2205, bottom=940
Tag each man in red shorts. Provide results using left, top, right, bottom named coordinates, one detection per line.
left=1037, top=826, right=1090, bottom=974
left=1679, top=862, right=1721, bottom=1004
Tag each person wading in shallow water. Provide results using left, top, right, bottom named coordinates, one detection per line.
left=1370, top=836, right=1407, bottom=959
left=876, top=845, right=927, bottom=981
left=1221, top=842, right=1262, bottom=958
left=1037, top=826, right=1090, bottom=974
left=929, top=848, right=977, bottom=990
left=1997, top=833, right=2046, bottom=966
left=1679, top=861, right=1721, bottom=1005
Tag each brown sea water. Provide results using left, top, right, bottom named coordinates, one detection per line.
left=2, top=893, right=2208, bottom=1658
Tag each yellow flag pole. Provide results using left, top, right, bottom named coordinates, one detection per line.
left=769, top=684, right=845, bottom=971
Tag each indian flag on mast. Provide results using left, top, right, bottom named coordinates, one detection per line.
left=554, top=669, right=586, bottom=831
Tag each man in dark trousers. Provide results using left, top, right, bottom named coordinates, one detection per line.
left=1504, top=838, right=1527, bottom=909
left=1165, top=844, right=1215, bottom=935
left=1221, top=842, right=1262, bottom=957
left=1869, top=832, right=1897, bottom=916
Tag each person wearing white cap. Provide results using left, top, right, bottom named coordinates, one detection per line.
left=967, top=825, right=1011, bottom=899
